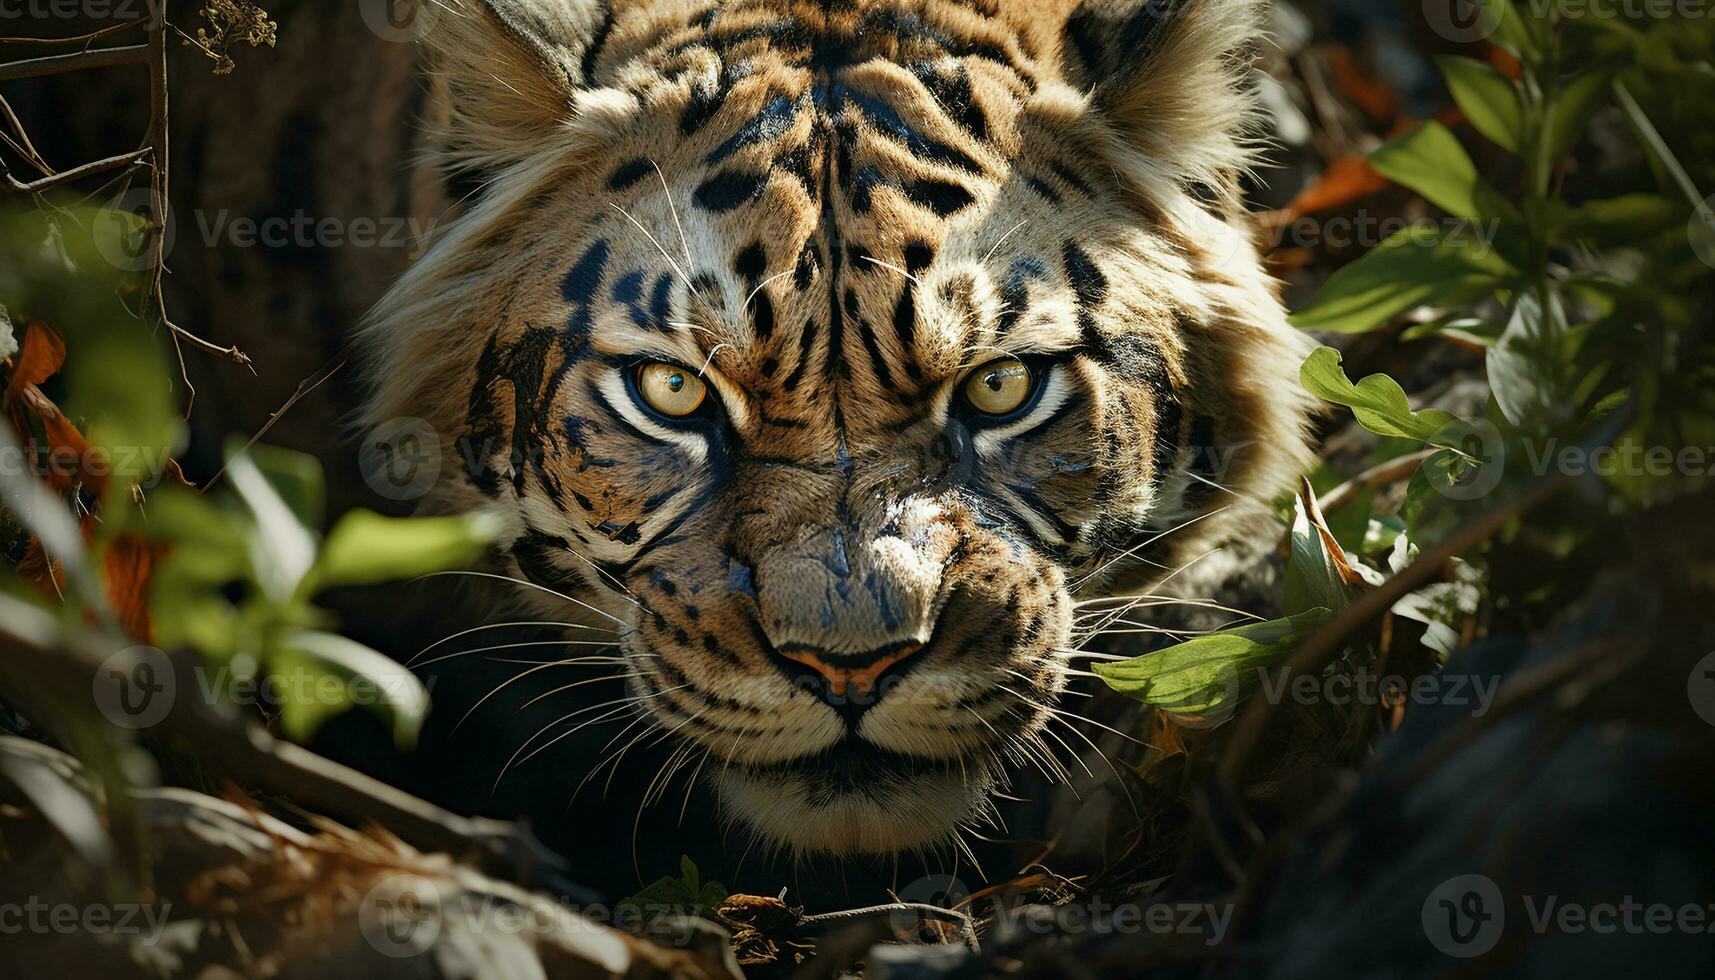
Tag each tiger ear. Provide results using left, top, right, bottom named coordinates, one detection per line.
left=422, top=0, right=609, bottom=162
left=1062, top=0, right=1264, bottom=188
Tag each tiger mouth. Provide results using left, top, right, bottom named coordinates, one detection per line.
left=713, top=740, right=998, bottom=855
left=750, top=736, right=962, bottom=792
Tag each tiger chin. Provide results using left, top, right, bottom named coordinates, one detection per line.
left=358, top=0, right=1316, bottom=857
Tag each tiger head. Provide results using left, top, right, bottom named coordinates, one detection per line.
left=360, top=0, right=1314, bottom=856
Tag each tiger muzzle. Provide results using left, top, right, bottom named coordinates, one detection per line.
left=752, top=518, right=951, bottom=719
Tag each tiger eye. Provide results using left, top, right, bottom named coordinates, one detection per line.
left=636, top=362, right=708, bottom=417
left=963, top=358, right=1033, bottom=416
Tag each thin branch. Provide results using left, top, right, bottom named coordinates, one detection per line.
left=164, top=317, right=252, bottom=368
left=202, top=356, right=347, bottom=490
left=1318, top=450, right=1438, bottom=513
left=0, top=18, right=152, bottom=48
left=2, top=148, right=152, bottom=195
left=0, top=44, right=149, bottom=82
left=0, top=93, right=52, bottom=174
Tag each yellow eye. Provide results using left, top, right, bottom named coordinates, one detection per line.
left=636, top=362, right=708, bottom=417
left=962, top=358, right=1033, bottom=416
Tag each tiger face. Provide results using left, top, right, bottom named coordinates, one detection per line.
left=361, top=0, right=1314, bottom=855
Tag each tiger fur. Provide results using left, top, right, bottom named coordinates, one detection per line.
left=358, top=0, right=1316, bottom=856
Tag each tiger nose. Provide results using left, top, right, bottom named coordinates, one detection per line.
left=772, top=641, right=926, bottom=720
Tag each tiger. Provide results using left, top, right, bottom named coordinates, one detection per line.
left=357, top=0, right=1316, bottom=856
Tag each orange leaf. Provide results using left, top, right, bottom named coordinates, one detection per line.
left=1487, top=46, right=1522, bottom=81
left=16, top=536, right=66, bottom=597
left=104, top=533, right=167, bottom=643
left=4, top=321, right=66, bottom=405
left=38, top=406, right=104, bottom=496
left=1299, top=477, right=1368, bottom=589
left=1286, top=155, right=1388, bottom=217
left=1324, top=46, right=1400, bottom=123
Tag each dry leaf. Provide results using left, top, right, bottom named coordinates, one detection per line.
left=1285, top=155, right=1389, bottom=217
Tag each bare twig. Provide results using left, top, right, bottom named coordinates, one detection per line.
left=797, top=903, right=978, bottom=948
left=2, top=148, right=152, bottom=195
left=0, top=93, right=52, bottom=174
left=0, top=18, right=152, bottom=48
left=1318, top=450, right=1439, bottom=513
left=1, top=0, right=250, bottom=413
left=203, top=355, right=347, bottom=490
left=164, top=318, right=251, bottom=367
left=0, top=44, right=149, bottom=82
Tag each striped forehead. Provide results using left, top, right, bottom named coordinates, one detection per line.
left=544, top=0, right=1129, bottom=399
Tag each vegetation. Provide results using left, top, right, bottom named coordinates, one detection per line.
left=1096, top=0, right=1715, bottom=731
left=2, top=0, right=1712, bottom=976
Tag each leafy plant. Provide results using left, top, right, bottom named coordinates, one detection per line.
left=1098, top=1, right=1715, bottom=721
left=0, top=203, right=496, bottom=749
left=117, top=447, right=497, bottom=746
left=619, top=856, right=730, bottom=924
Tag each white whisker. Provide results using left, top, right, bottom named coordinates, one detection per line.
left=860, top=255, right=920, bottom=284
left=459, top=668, right=618, bottom=732
left=982, top=219, right=1028, bottom=263
left=414, top=569, right=627, bottom=626
left=608, top=201, right=692, bottom=287
left=744, top=268, right=796, bottom=308
left=651, top=159, right=696, bottom=282
left=1072, top=506, right=1231, bottom=591
left=413, top=638, right=619, bottom=671
left=406, top=619, right=615, bottom=666
left=697, top=342, right=730, bottom=377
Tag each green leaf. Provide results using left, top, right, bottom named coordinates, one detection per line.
left=126, top=485, right=246, bottom=556
left=274, top=629, right=430, bottom=748
left=241, top=443, right=326, bottom=530
left=1289, top=225, right=1517, bottom=334
left=1299, top=348, right=1468, bottom=449
left=1488, top=0, right=1538, bottom=59
left=1283, top=480, right=1367, bottom=617
left=305, top=509, right=499, bottom=596
left=61, top=308, right=184, bottom=493
left=1398, top=314, right=1504, bottom=347
left=1093, top=608, right=1332, bottom=721
left=224, top=449, right=317, bottom=601
left=618, top=856, right=730, bottom=923
left=1438, top=56, right=1524, bottom=153
left=1400, top=450, right=1485, bottom=542
left=1369, top=122, right=1519, bottom=223
left=1542, top=70, right=1614, bottom=164
left=1392, top=578, right=1480, bottom=659
left=150, top=589, right=241, bottom=661
left=1487, top=289, right=1573, bottom=430
left=1561, top=194, right=1681, bottom=248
